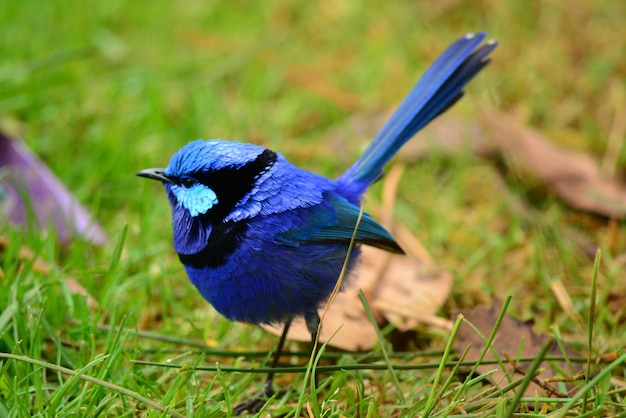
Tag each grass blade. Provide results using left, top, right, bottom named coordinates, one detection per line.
left=0, top=353, right=185, bottom=418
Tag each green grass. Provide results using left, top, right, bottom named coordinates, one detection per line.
left=2, top=0, right=626, bottom=416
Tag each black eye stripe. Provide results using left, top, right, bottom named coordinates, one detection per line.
left=180, top=177, right=195, bottom=188
left=191, top=149, right=277, bottom=221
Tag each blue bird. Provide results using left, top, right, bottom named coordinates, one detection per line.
left=138, top=32, right=497, bottom=413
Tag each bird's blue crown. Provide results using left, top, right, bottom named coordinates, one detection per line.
left=165, top=139, right=267, bottom=177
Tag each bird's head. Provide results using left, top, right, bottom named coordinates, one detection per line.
left=138, top=139, right=278, bottom=222
left=137, top=139, right=278, bottom=255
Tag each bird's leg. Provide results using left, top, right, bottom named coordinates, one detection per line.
left=304, top=312, right=321, bottom=388
left=233, top=318, right=293, bottom=415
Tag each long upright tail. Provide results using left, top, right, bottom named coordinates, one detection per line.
left=339, top=32, right=497, bottom=186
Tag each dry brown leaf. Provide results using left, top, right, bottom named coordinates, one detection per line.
left=480, top=110, right=626, bottom=218
left=418, top=111, right=626, bottom=220
left=452, top=298, right=579, bottom=398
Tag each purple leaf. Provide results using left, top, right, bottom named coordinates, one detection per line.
left=0, top=132, right=107, bottom=245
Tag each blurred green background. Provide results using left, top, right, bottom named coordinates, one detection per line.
left=1, top=0, right=625, bottom=415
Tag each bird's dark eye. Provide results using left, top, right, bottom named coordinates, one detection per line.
left=180, top=177, right=195, bottom=188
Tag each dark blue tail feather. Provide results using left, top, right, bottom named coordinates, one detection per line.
left=341, top=32, right=497, bottom=185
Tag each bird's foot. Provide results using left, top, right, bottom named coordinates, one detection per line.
left=233, top=382, right=285, bottom=415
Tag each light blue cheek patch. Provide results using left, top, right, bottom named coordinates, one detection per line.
left=173, top=184, right=219, bottom=217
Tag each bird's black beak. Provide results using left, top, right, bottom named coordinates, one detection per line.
left=136, top=168, right=174, bottom=184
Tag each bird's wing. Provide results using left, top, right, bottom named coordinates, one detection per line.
left=275, top=195, right=404, bottom=254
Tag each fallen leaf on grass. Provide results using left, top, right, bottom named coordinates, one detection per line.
left=421, top=111, right=626, bottom=220
left=480, top=110, right=626, bottom=218
left=452, top=298, right=579, bottom=398
left=413, top=111, right=626, bottom=219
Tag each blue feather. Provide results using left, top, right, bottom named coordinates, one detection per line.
left=340, top=32, right=497, bottom=186
left=276, top=195, right=402, bottom=253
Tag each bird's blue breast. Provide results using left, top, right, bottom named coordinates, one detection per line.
left=183, top=207, right=360, bottom=324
